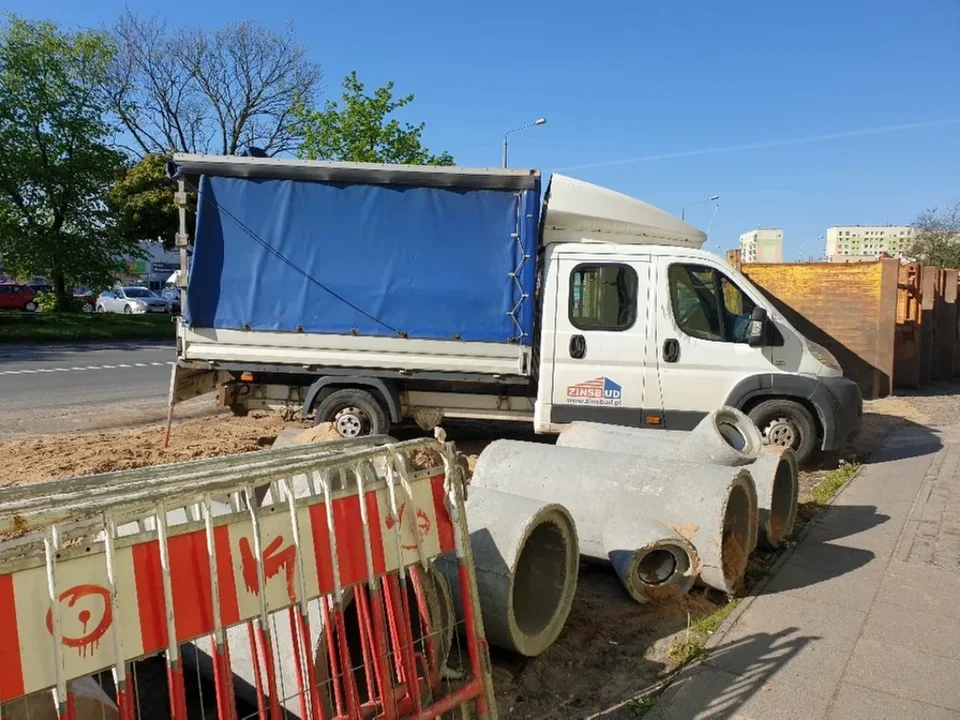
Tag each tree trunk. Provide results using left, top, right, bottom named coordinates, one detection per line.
left=51, top=268, right=70, bottom=312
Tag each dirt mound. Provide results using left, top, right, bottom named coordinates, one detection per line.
left=0, top=413, right=290, bottom=486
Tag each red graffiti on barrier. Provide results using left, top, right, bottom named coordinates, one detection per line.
left=45, top=584, right=112, bottom=657
left=384, top=502, right=431, bottom=551
left=239, top=535, right=297, bottom=603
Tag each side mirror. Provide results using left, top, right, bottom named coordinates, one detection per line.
left=747, top=306, right=768, bottom=347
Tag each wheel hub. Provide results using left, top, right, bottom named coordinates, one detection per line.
left=334, top=406, right=368, bottom=438
left=763, top=417, right=799, bottom=448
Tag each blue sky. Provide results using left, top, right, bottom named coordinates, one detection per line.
left=7, top=0, right=959, bottom=258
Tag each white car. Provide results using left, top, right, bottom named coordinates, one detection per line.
left=96, top=287, right=171, bottom=314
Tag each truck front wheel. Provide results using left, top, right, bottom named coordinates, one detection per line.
left=747, top=398, right=818, bottom=466
left=314, top=388, right=389, bottom=438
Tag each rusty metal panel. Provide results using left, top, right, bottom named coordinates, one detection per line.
left=894, top=263, right=922, bottom=388
left=935, top=269, right=958, bottom=381
left=919, top=266, right=937, bottom=384
left=740, top=259, right=897, bottom=400
left=955, top=274, right=960, bottom=377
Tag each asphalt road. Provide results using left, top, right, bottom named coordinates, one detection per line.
left=0, top=343, right=215, bottom=438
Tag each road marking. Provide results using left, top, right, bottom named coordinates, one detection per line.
left=0, top=362, right=174, bottom=377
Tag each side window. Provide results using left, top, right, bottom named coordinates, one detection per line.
left=0, top=286, right=8, bottom=294
left=569, top=264, right=638, bottom=331
left=667, top=264, right=723, bottom=341
left=668, top=264, right=759, bottom=344
left=720, top=276, right=757, bottom=343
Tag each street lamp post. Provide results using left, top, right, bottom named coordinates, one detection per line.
left=503, top=118, right=546, bottom=167
left=680, top=195, right=720, bottom=221
left=796, top=235, right=825, bottom=262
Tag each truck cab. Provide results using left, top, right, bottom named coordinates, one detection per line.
left=534, top=175, right=862, bottom=462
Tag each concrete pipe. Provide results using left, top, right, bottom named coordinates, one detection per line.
left=558, top=420, right=796, bottom=550
left=471, top=440, right=758, bottom=595
left=557, top=406, right=764, bottom=466
left=436, top=487, right=579, bottom=657
left=750, top=446, right=799, bottom=548
left=603, top=516, right=699, bottom=602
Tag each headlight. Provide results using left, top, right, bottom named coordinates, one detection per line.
left=132, top=301, right=146, bottom=308
left=807, top=340, right=841, bottom=372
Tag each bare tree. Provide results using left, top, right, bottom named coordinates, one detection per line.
left=908, top=202, right=960, bottom=269
left=106, top=12, right=320, bottom=157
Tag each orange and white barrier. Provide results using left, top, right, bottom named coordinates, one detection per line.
left=0, top=435, right=496, bottom=720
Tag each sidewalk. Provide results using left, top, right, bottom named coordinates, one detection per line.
left=648, top=423, right=960, bottom=720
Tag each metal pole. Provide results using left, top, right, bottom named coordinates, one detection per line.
left=502, top=137, right=508, bottom=168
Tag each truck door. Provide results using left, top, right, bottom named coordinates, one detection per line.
left=654, top=259, right=779, bottom=428
left=549, top=256, right=652, bottom=427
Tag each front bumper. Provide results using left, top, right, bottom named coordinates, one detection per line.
left=814, top=376, right=863, bottom=451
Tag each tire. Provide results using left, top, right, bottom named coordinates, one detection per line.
left=81, top=302, right=94, bottom=313
left=314, top=388, right=388, bottom=438
left=123, top=304, right=132, bottom=315
left=748, top=398, right=818, bottom=465
left=24, top=301, right=37, bottom=312
left=96, top=304, right=106, bottom=313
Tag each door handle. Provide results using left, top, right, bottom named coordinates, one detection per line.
left=663, top=338, right=680, bottom=363
left=569, top=335, right=586, bottom=359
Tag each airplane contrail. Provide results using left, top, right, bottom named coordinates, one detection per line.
left=557, top=118, right=960, bottom=171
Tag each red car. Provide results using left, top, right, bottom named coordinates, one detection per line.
left=0, top=284, right=38, bottom=312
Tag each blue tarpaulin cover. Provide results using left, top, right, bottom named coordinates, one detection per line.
left=186, top=175, right=540, bottom=345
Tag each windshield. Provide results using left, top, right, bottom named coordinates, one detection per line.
left=123, top=288, right=156, bottom=298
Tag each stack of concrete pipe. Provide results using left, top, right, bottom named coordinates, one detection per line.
left=470, top=436, right=758, bottom=598
left=556, top=406, right=800, bottom=549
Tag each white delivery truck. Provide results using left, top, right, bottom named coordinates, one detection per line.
left=166, top=155, right=861, bottom=464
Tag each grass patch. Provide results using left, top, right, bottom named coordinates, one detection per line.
left=0, top=312, right=175, bottom=343
left=622, top=695, right=656, bottom=719
left=807, top=461, right=861, bottom=506
left=667, top=598, right=741, bottom=670
left=690, top=598, right=741, bottom=635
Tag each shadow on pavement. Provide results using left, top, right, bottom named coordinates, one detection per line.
left=615, top=628, right=816, bottom=719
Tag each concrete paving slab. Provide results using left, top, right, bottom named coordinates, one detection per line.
left=803, top=516, right=902, bottom=556
left=764, top=552, right=884, bottom=613
left=705, top=594, right=864, bottom=701
left=875, top=568, right=960, bottom=620
left=861, top=600, right=960, bottom=661
left=646, top=663, right=832, bottom=720
left=827, top=682, right=960, bottom=720
left=845, top=639, right=960, bottom=711
left=786, top=540, right=889, bottom=571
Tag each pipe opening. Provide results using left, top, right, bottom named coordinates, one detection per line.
left=512, top=521, right=570, bottom=637
left=636, top=548, right=677, bottom=586
left=721, top=484, right=752, bottom=584
left=768, top=457, right=796, bottom=541
left=717, top=420, right=747, bottom=451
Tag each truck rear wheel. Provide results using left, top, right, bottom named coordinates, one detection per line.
left=314, top=388, right=388, bottom=438
left=748, top=399, right=818, bottom=466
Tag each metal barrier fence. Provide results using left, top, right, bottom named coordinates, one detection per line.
left=0, top=435, right=496, bottom=719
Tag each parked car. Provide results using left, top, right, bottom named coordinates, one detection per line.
left=159, top=286, right=181, bottom=314
left=96, top=287, right=170, bottom=314
left=0, top=283, right=38, bottom=312
left=73, top=289, right=96, bottom=313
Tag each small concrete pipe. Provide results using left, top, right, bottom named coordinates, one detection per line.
left=557, top=406, right=764, bottom=466
left=436, top=486, right=579, bottom=657
left=558, top=420, right=798, bottom=549
left=750, top=447, right=799, bottom=548
left=471, top=440, right=758, bottom=595
left=603, top=516, right=699, bottom=602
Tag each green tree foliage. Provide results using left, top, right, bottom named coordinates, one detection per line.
left=293, top=71, right=454, bottom=165
left=0, top=15, right=137, bottom=308
left=908, top=202, right=960, bottom=269
left=108, top=153, right=193, bottom=251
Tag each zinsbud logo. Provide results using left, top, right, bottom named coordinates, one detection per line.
left=566, top=377, right=623, bottom=406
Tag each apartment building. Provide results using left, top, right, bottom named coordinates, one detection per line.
left=825, top=226, right=914, bottom=261
left=739, top=229, right=784, bottom=263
